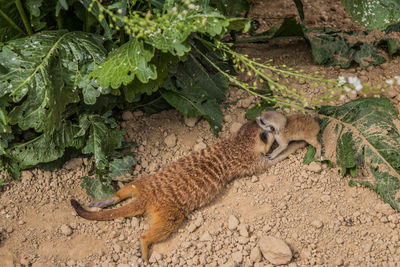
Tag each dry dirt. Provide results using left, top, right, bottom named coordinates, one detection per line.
left=1, top=0, right=400, bottom=266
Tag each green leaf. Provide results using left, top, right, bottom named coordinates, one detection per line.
left=26, top=0, right=43, bottom=17
left=304, top=27, right=387, bottom=69
left=7, top=121, right=84, bottom=169
left=319, top=98, right=400, bottom=210
left=160, top=57, right=227, bottom=134
left=0, top=31, right=107, bottom=133
left=89, top=38, right=156, bottom=89
left=109, top=155, right=136, bottom=178
left=210, top=0, right=250, bottom=17
left=80, top=175, right=114, bottom=200
left=336, top=132, right=357, bottom=176
left=237, top=17, right=395, bottom=68
left=0, top=0, right=26, bottom=41
left=123, top=53, right=174, bottom=102
left=78, top=113, right=125, bottom=171
left=341, top=0, right=400, bottom=30
left=303, top=146, right=316, bottom=164
left=292, top=0, right=304, bottom=20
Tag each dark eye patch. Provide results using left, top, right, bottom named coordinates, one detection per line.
left=267, top=125, right=275, bottom=132
left=260, top=131, right=269, bottom=143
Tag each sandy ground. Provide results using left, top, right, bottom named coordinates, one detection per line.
left=1, top=0, right=400, bottom=266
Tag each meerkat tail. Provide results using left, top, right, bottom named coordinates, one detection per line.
left=70, top=199, right=145, bottom=221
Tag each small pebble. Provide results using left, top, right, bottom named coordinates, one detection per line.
left=60, top=225, right=73, bottom=236
left=228, top=215, right=239, bottom=230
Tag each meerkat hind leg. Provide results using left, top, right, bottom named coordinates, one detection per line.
left=141, top=207, right=185, bottom=262
left=269, top=139, right=289, bottom=159
left=89, top=184, right=136, bottom=208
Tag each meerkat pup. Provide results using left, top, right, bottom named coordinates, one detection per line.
left=71, top=120, right=306, bottom=262
left=256, top=110, right=321, bottom=160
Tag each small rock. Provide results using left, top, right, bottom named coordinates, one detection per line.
left=335, top=258, right=344, bottom=266
left=251, top=176, right=259, bottom=183
left=200, top=231, right=212, bottom=241
left=388, top=214, right=399, bottom=224
left=224, top=114, right=232, bottom=123
left=238, top=236, right=249, bottom=244
left=187, top=223, right=198, bottom=233
left=194, top=141, right=207, bottom=151
left=122, top=111, right=134, bottom=121
left=231, top=251, right=243, bottom=263
left=228, top=215, right=240, bottom=230
left=250, top=246, right=262, bottom=263
left=230, top=122, right=242, bottom=134
left=164, top=133, right=177, bottom=148
left=238, top=224, right=249, bottom=237
left=113, top=244, right=122, bottom=253
left=112, top=254, right=120, bottom=262
left=259, top=236, right=292, bottom=265
left=184, top=117, right=200, bottom=127
left=6, top=227, right=13, bottom=233
left=181, top=241, right=192, bottom=249
left=311, top=220, right=323, bottom=229
left=386, top=88, right=397, bottom=98
left=306, top=162, right=322, bottom=173
left=117, top=264, right=131, bottom=267
left=60, top=224, right=73, bottom=236
left=131, top=217, right=140, bottom=228
left=20, top=258, right=30, bottom=266
left=64, top=158, right=83, bottom=170
left=239, top=98, right=253, bottom=109
left=133, top=110, right=143, bottom=117
left=194, top=215, right=203, bottom=227
left=149, top=251, right=162, bottom=263
left=20, top=171, right=33, bottom=180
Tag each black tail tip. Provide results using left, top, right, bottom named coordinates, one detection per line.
left=70, top=199, right=81, bottom=210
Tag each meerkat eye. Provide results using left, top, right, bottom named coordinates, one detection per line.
left=267, top=125, right=275, bottom=132
left=260, top=131, right=269, bottom=143
left=259, top=118, right=265, bottom=125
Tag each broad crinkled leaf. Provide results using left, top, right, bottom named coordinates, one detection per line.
left=78, top=113, right=125, bottom=171
left=81, top=175, right=114, bottom=200
left=89, top=38, right=156, bottom=89
left=109, top=155, right=136, bottom=178
left=0, top=30, right=107, bottom=132
left=160, top=57, right=226, bottom=134
left=0, top=0, right=26, bottom=42
left=341, top=0, right=400, bottom=30
left=238, top=17, right=395, bottom=69
left=319, top=98, right=400, bottom=210
left=304, top=27, right=386, bottom=69
left=7, top=121, right=84, bottom=169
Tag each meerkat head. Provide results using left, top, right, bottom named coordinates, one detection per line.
left=237, top=120, right=275, bottom=154
left=256, top=111, right=287, bottom=133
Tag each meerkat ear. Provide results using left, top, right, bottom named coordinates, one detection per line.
left=256, top=117, right=265, bottom=127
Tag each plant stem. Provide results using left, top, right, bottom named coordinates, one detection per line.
left=84, top=9, right=90, bottom=32
left=56, top=14, right=63, bottom=30
left=15, top=0, right=33, bottom=36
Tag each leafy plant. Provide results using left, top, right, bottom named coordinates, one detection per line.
left=341, top=0, right=400, bottom=30
left=318, top=98, right=400, bottom=210
left=238, top=17, right=400, bottom=69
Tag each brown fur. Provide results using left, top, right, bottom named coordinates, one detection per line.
left=70, top=120, right=306, bottom=261
left=257, top=111, right=321, bottom=159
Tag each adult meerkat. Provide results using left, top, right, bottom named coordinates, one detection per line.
left=71, top=120, right=306, bottom=262
left=256, top=110, right=321, bottom=160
